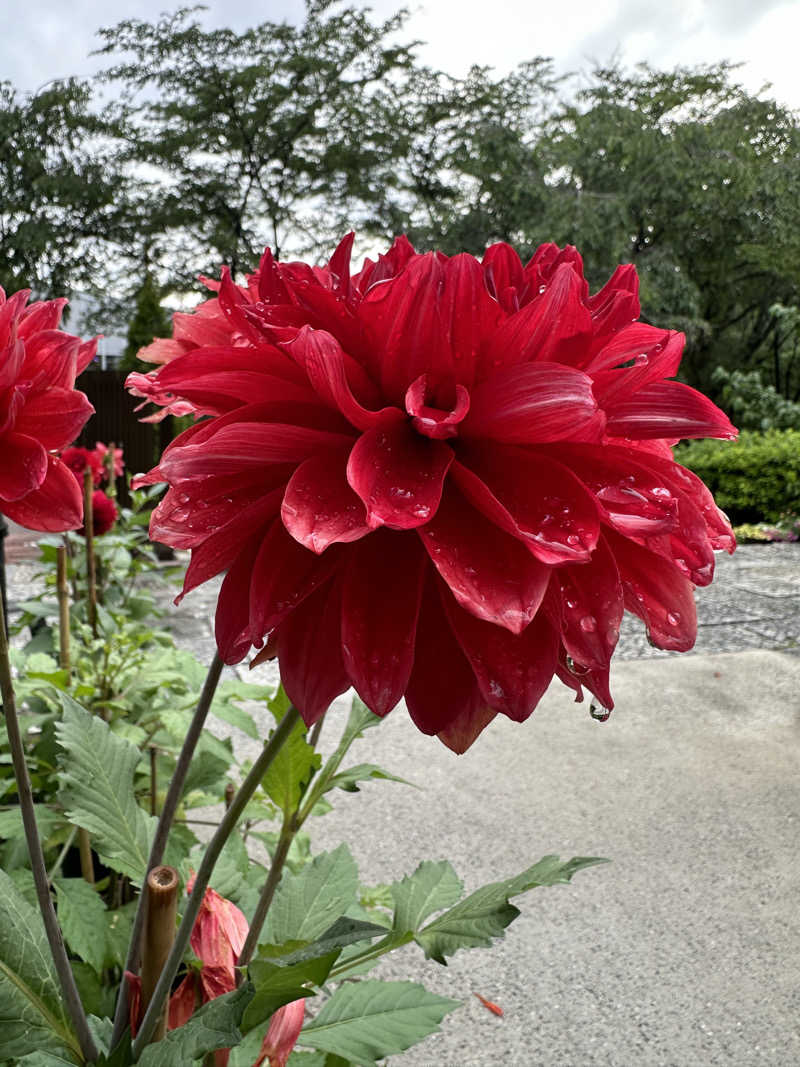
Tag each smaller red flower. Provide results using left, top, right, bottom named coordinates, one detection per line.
left=61, top=445, right=104, bottom=486
left=0, top=287, right=96, bottom=530
left=93, top=441, right=125, bottom=481
left=79, top=490, right=117, bottom=537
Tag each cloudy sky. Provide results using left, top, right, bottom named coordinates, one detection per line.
left=3, top=0, right=800, bottom=108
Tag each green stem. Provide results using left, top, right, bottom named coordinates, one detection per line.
left=236, top=817, right=297, bottom=976
left=110, top=651, right=224, bottom=1048
left=328, top=931, right=414, bottom=980
left=0, top=591, right=98, bottom=1063
left=131, top=706, right=301, bottom=1058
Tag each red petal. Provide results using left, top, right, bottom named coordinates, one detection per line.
left=0, top=431, right=48, bottom=501
left=437, top=703, right=497, bottom=754
left=604, top=381, right=737, bottom=440
left=485, top=262, right=591, bottom=368
left=604, top=527, right=697, bottom=651
left=418, top=484, right=550, bottom=633
left=586, top=323, right=673, bottom=374
left=347, top=421, right=453, bottom=530
left=282, top=448, right=371, bottom=553
left=179, top=491, right=282, bottom=598
left=215, top=536, right=263, bottom=664
left=592, top=331, right=684, bottom=406
left=0, top=454, right=82, bottom=531
left=160, top=422, right=354, bottom=481
left=287, top=326, right=399, bottom=430
left=462, top=362, right=602, bottom=445
left=340, top=531, right=427, bottom=716
left=250, top=519, right=341, bottom=639
left=443, top=587, right=559, bottom=722
left=277, top=579, right=351, bottom=726
left=438, top=253, right=502, bottom=385
left=405, top=374, right=470, bottom=440
left=453, top=444, right=600, bottom=564
left=14, top=387, right=94, bottom=451
left=168, top=974, right=198, bottom=1031
left=482, top=243, right=525, bottom=311
left=557, top=536, right=623, bottom=671
left=404, top=579, right=489, bottom=740
left=359, top=253, right=449, bottom=402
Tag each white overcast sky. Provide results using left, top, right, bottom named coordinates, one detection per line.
left=2, top=0, right=800, bottom=109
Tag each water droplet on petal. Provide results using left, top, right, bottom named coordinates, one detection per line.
left=579, top=615, right=597, bottom=633
left=634, top=353, right=649, bottom=366
left=538, top=283, right=547, bottom=294
left=589, top=699, right=611, bottom=722
left=667, top=611, right=680, bottom=626
left=489, top=679, right=505, bottom=699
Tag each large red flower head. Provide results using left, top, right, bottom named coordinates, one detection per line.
left=80, top=490, right=118, bottom=537
left=0, top=288, right=96, bottom=531
left=61, top=445, right=105, bottom=486
left=132, top=235, right=736, bottom=751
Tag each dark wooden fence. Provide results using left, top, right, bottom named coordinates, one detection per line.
left=75, top=371, right=175, bottom=505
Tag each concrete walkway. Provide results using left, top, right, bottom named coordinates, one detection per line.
left=4, top=541, right=800, bottom=1065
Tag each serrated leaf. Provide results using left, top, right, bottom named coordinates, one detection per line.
left=137, top=984, right=254, bottom=1067
left=391, top=861, right=463, bottom=933
left=327, top=763, right=413, bottom=794
left=182, top=747, right=232, bottom=797
left=0, top=869, right=80, bottom=1061
left=54, top=877, right=108, bottom=974
left=16, top=1050, right=79, bottom=1066
left=259, top=917, right=388, bottom=969
left=261, top=714, right=320, bottom=816
left=55, top=694, right=156, bottom=885
left=243, top=954, right=333, bottom=1032
left=416, top=854, right=608, bottom=963
left=298, top=980, right=459, bottom=1065
left=339, top=696, right=381, bottom=749
left=264, top=845, right=358, bottom=946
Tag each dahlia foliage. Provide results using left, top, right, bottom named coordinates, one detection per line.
left=132, top=235, right=736, bottom=751
left=0, top=287, right=95, bottom=531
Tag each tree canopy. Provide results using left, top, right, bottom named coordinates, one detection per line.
left=2, top=1, right=799, bottom=400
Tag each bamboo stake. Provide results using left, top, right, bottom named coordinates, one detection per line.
left=140, top=865, right=179, bottom=1043
left=82, top=468, right=97, bottom=637
left=56, top=545, right=70, bottom=677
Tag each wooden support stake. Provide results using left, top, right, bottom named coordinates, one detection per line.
left=140, top=865, right=180, bottom=1044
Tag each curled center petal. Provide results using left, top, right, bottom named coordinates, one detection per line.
left=405, top=373, right=470, bottom=439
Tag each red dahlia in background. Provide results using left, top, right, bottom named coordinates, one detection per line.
left=131, top=235, right=736, bottom=751
left=0, top=287, right=96, bottom=531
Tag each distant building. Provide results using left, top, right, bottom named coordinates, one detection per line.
left=66, top=293, right=128, bottom=371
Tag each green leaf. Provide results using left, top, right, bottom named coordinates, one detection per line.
left=286, top=1054, right=328, bottom=1067
left=16, top=1051, right=79, bottom=1066
left=242, top=954, right=333, bottom=1032
left=54, top=877, right=108, bottom=974
left=390, top=861, right=463, bottom=933
left=327, top=763, right=413, bottom=794
left=0, top=869, right=80, bottom=1061
left=261, top=710, right=320, bottom=817
left=259, top=917, right=388, bottom=969
left=0, top=805, right=62, bottom=843
left=298, top=980, right=459, bottom=1065
left=416, top=854, right=607, bottom=964
left=55, top=694, right=156, bottom=885
left=264, top=845, right=358, bottom=946
left=182, top=747, right=232, bottom=798
left=339, top=696, right=381, bottom=749
left=137, top=984, right=254, bottom=1067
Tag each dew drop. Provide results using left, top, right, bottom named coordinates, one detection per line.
left=589, top=699, right=611, bottom=722
left=489, top=679, right=505, bottom=699
left=538, top=283, right=547, bottom=294
left=566, top=534, right=582, bottom=547
left=667, top=611, right=680, bottom=626
left=579, top=615, right=597, bottom=633
left=565, top=598, right=577, bottom=610
left=566, top=656, right=590, bottom=676
left=412, top=503, right=431, bottom=519
left=634, top=353, right=649, bottom=366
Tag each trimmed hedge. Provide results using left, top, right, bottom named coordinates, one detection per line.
left=676, top=430, right=800, bottom=524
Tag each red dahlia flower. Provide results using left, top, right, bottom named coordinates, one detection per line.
left=0, top=287, right=96, bottom=531
left=80, top=490, right=118, bottom=537
left=132, top=235, right=736, bottom=751
left=93, top=440, right=125, bottom=481
left=62, top=445, right=105, bottom=486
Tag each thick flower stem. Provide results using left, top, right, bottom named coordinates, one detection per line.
left=82, top=469, right=97, bottom=637
left=131, top=705, right=301, bottom=1058
left=110, top=651, right=224, bottom=1048
left=236, top=819, right=296, bottom=977
left=140, top=866, right=179, bottom=1042
left=56, top=544, right=70, bottom=677
left=0, top=593, right=98, bottom=1063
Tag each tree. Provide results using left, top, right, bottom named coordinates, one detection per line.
left=122, top=271, right=171, bottom=372
left=538, top=62, right=800, bottom=396
left=0, top=78, right=119, bottom=300
left=93, top=1, right=416, bottom=292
